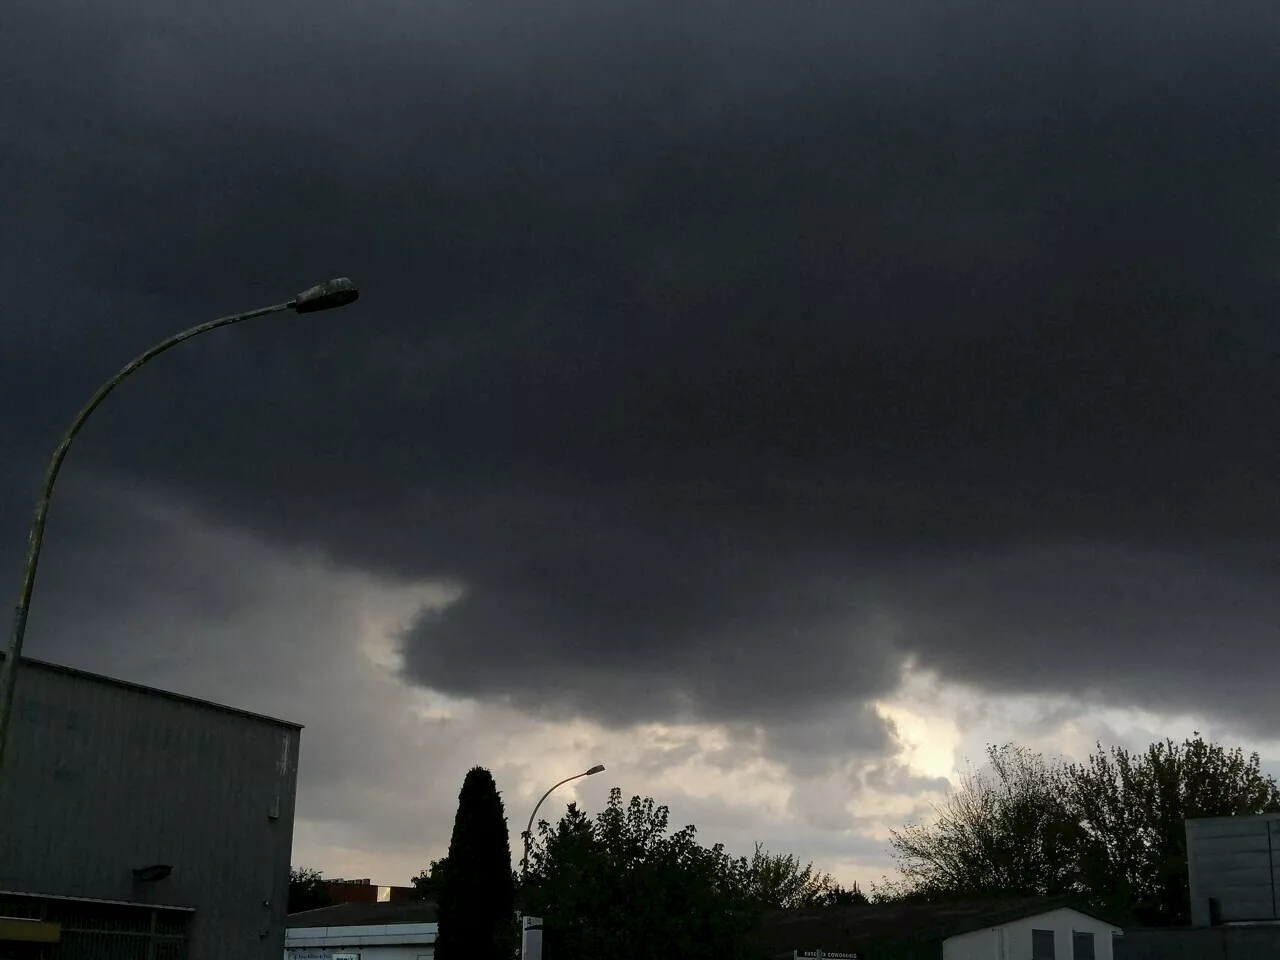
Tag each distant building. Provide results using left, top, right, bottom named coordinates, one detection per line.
left=757, top=896, right=1122, bottom=960
left=0, top=655, right=301, bottom=959
left=285, top=900, right=438, bottom=959
left=324, top=879, right=418, bottom=905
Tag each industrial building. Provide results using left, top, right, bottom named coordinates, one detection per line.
left=285, top=901, right=438, bottom=960
left=0, top=655, right=301, bottom=959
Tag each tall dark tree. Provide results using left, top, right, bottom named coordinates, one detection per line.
left=434, top=767, right=518, bottom=960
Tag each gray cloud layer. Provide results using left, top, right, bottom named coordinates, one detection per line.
left=4, top=0, right=1279, bottom=753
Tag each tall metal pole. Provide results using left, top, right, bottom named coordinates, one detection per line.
left=0, top=279, right=359, bottom=783
left=520, top=764, right=605, bottom=883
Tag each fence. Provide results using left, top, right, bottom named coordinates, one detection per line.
left=0, top=892, right=191, bottom=960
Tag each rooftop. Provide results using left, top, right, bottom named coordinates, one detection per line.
left=5, top=655, right=302, bottom=730
left=287, top=900, right=439, bottom=928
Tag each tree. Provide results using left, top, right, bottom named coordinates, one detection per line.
left=288, top=867, right=332, bottom=914
left=434, top=767, right=518, bottom=960
left=879, top=744, right=1083, bottom=902
left=1066, top=733, right=1280, bottom=925
left=523, top=788, right=765, bottom=960
left=411, top=857, right=449, bottom=900
left=878, top=735, right=1280, bottom=925
left=742, top=843, right=844, bottom=909
left=820, top=883, right=868, bottom=906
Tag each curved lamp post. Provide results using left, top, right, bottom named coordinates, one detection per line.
left=521, top=764, right=606, bottom=882
left=0, top=278, right=360, bottom=780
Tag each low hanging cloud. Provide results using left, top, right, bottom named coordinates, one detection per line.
left=397, top=525, right=906, bottom=732
left=18, top=478, right=944, bottom=883
left=3, top=0, right=1280, bottom=877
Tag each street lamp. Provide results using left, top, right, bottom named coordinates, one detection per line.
left=0, top=278, right=360, bottom=781
left=520, top=764, right=606, bottom=882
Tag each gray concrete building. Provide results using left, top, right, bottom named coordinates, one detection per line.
left=0, top=656, right=301, bottom=959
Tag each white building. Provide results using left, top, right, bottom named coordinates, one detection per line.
left=943, top=905, right=1121, bottom=960
left=285, top=901, right=437, bottom=960
left=769, top=896, right=1123, bottom=960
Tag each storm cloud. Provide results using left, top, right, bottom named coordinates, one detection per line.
left=4, top=0, right=1280, bottom=814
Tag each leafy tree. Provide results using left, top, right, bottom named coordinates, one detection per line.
left=523, top=802, right=602, bottom=949
left=1066, top=733, right=1280, bottom=925
left=288, top=867, right=332, bottom=914
left=742, top=843, right=843, bottom=909
left=878, top=735, right=1280, bottom=925
left=411, top=857, right=449, bottom=900
left=435, top=767, right=518, bottom=960
left=524, top=788, right=765, bottom=960
left=879, top=744, right=1083, bottom=902
left=820, top=882, right=868, bottom=906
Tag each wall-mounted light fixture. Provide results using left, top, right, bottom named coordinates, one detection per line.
left=132, top=864, right=173, bottom=883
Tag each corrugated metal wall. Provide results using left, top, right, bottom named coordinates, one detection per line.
left=1186, top=813, right=1280, bottom=926
left=0, top=659, right=301, bottom=960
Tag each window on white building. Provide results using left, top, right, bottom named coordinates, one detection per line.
left=1032, top=928, right=1056, bottom=959
left=1072, top=931, right=1095, bottom=959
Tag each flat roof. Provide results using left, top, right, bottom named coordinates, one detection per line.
left=1187, top=812, right=1280, bottom=824
left=0, top=889, right=195, bottom=912
left=4, top=655, right=303, bottom=730
left=287, top=901, right=439, bottom=927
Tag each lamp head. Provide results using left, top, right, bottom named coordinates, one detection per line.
left=132, top=864, right=173, bottom=883
left=292, top=277, right=359, bottom=313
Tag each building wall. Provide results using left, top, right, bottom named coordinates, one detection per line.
left=941, top=926, right=996, bottom=960
left=286, top=947, right=434, bottom=960
left=285, top=921, right=437, bottom=960
left=1115, top=924, right=1280, bottom=960
left=944, top=908, right=1119, bottom=960
left=1186, top=813, right=1280, bottom=926
left=0, top=658, right=301, bottom=960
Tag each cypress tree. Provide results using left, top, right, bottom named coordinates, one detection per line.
left=435, top=766, right=518, bottom=960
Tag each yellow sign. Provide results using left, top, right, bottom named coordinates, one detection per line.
left=0, top=917, right=61, bottom=943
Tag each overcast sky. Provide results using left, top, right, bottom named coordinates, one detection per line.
left=4, top=0, right=1280, bottom=886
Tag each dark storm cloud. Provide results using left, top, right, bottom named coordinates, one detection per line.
left=886, top=542, right=1280, bottom=728
left=3, top=0, right=1279, bottom=738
